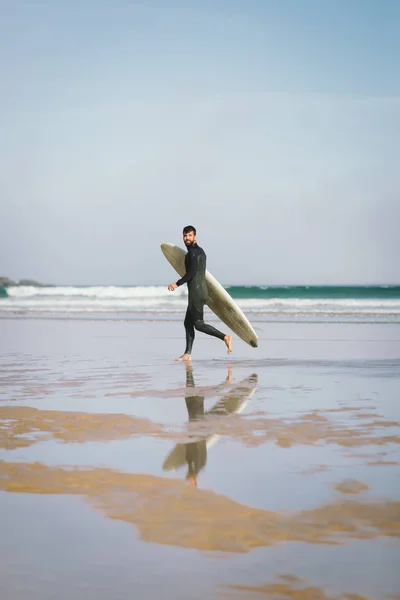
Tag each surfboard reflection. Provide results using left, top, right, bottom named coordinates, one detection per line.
left=162, top=365, right=258, bottom=487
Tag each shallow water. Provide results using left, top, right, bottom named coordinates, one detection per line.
left=0, top=319, right=399, bottom=599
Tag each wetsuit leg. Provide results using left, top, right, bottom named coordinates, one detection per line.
left=191, top=302, right=226, bottom=341
left=184, top=307, right=195, bottom=354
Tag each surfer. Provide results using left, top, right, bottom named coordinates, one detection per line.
left=168, top=225, right=232, bottom=361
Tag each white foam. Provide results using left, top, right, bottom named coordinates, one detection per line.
left=6, top=285, right=187, bottom=299
left=2, top=285, right=400, bottom=321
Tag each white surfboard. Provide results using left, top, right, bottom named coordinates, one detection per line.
left=162, top=374, right=258, bottom=472
left=161, top=242, right=258, bottom=348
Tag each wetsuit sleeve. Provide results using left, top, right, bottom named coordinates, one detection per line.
left=176, top=249, right=198, bottom=286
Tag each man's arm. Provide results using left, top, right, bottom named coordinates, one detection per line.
left=168, top=249, right=198, bottom=290
left=176, top=249, right=198, bottom=286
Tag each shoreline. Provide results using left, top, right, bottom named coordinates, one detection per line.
left=1, top=313, right=400, bottom=324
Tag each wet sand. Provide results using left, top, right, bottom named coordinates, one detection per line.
left=0, top=318, right=399, bottom=599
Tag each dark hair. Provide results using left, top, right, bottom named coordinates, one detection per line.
left=183, top=225, right=196, bottom=235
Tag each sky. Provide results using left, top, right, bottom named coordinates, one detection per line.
left=0, top=0, right=399, bottom=286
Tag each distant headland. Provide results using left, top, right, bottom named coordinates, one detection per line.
left=0, top=277, right=51, bottom=287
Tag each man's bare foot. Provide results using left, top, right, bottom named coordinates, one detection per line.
left=174, top=354, right=192, bottom=362
left=224, top=335, right=233, bottom=355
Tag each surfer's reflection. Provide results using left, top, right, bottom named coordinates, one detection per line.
left=184, top=365, right=207, bottom=486
left=162, top=364, right=258, bottom=487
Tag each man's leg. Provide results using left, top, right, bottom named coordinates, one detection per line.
left=193, top=303, right=233, bottom=355
left=184, top=307, right=195, bottom=355
left=175, top=307, right=195, bottom=361
left=193, top=318, right=225, bottom=340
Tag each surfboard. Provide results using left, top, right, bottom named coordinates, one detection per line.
left=161, top=242, right=258, bottom=348
left=162, top=374, right=258, bottom=472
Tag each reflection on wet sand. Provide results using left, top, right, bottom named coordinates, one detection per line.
left=0, top=405, right=176, bottom=449
left=162, top=365, right=258, bottom=486
left=1, top=400, right=399, bottom=453
left=222, top=573, right=371, bottom=599
left=333, top=480, right=370, bottom=494
left=0, top=355, right=253, bottom=402
left=0, top=461, right=398, bottom=553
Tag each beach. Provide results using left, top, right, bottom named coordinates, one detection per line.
left=2, top=0, right=399, bottom=595
left=0, top=315, right=399, bottom=600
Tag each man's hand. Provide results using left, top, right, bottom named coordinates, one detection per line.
left=168, top=282, right=178, bottom=292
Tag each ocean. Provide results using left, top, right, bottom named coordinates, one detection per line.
left=1, top=284, right=399, bottom=323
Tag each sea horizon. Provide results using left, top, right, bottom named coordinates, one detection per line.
left=2, top=281, right=400, bottom=288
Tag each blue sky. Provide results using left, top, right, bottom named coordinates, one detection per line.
left=1, top=0, right=399, bottom=285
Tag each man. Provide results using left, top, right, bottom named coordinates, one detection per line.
left=168, top=225, right=232, bottom=361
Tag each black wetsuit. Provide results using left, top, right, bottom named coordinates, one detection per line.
left=176, top=243, right=225, bottom=354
